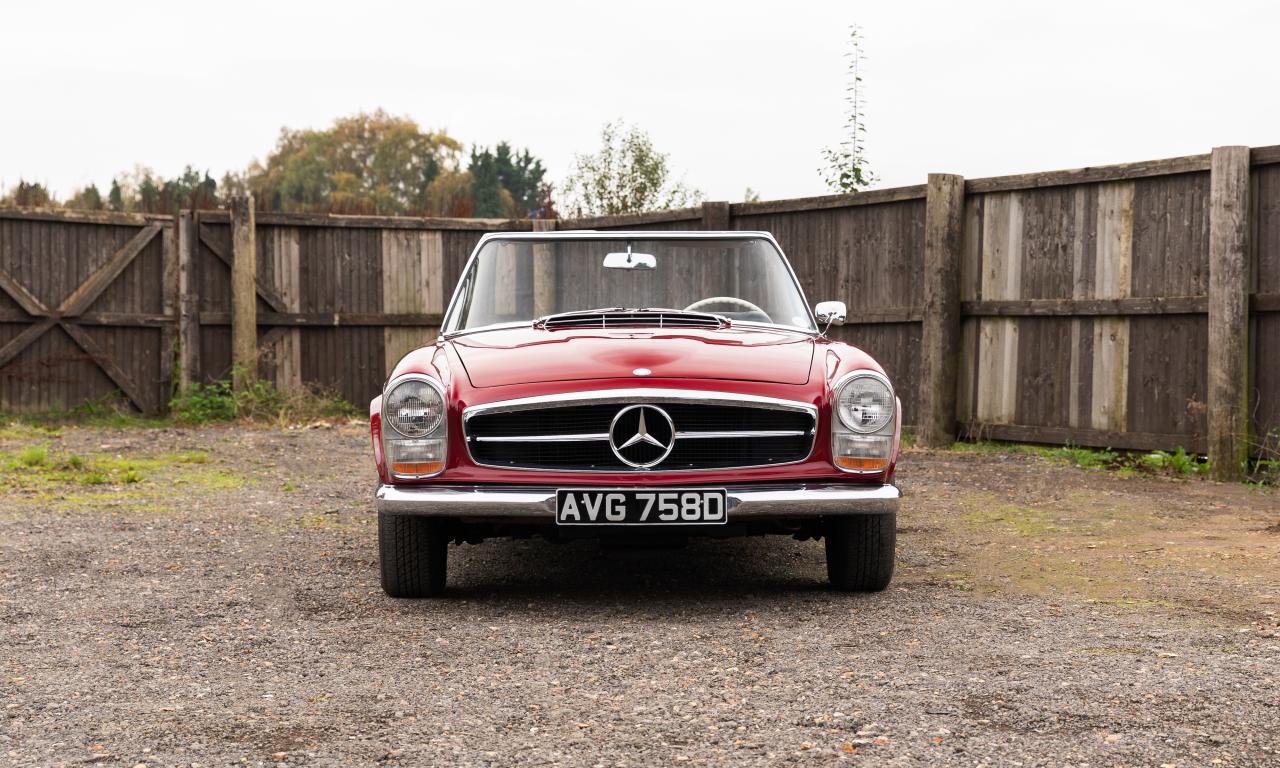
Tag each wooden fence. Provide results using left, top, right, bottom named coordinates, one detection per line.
left=1, top=143, right=1278, bottom=476
left=563, top=145, right=1280, bottom=477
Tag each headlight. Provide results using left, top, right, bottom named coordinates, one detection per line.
left=831, top=371, right=895, bottom=474
left=385, top=378, right=444, bottom=438
left=383, top=376, right=447, bottom=478
left=836, top=374, right=894, bottom=433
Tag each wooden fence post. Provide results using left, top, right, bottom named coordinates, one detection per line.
left=532, top=218, right=558, bottom=318
left=229, top=195, right=257, bottom=391
left=1207, top=146, right=1251, bottom=481
left=919, top=173, right=966, bottom=447
left=701, top=201, right=730, bottom=231
left=177, top=211, right=200, bottom=392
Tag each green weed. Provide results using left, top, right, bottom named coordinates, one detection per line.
left=1140, top=447, right=1207, bottom=477
left=169, top=374, right=358, bottom=425
left=168, top=381, right=237, bottom=423
left=1044, top=445, right=1119, bottom=470
left=18, top=445, right=48, bottom=467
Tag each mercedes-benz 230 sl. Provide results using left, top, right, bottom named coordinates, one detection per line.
left=370, top=232, right=901, bottom=596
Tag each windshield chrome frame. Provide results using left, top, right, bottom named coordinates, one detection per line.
left=439, top=231, right=818, bottom=338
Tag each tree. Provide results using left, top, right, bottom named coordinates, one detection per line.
left=425, top=171, right=475, bottom=218
left=66, top=184, right=104, bottom=210
left=160, top=166, right=218, bottom=211
left=468, top=148, right=507, bottom=218
left=108, top=180, right=124, bottom=211
left=246, top=110, right=462, bottom=215
left=493, top=142, right=547, bottom=217
left=0, top=181, right=54, bottom=207
left=821, top=26, right=876, bottom=193
left=465, top=142, right=550, bottom=218
left=561, top=121, right=702, bottom=217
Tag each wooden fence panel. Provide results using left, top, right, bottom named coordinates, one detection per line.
left=732, top=200, right=925, bottom=424
left=382, top=230, right=444, bottom=368
left=1253, top=162, right=1280, bottom=448
left=192, top=215, right=233, bottom=387
left=1011, top=186, right=1089, bottom=431
left=0, top=211, right=172, bottom=414
left=1126, top=172, right=1210, bottom=443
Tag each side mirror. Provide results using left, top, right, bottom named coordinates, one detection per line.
left=814, top=300, right=846, bottom=327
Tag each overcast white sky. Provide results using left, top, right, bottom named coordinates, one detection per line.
left=3, top=0, right=1278, bottom=203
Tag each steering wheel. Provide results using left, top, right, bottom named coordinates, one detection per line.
left=683, top=296, right=768, bottom=315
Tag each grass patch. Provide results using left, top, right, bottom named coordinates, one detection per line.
left=2, top=446, right=247, bottom=510
left=291, top=513, right=352, bottom=531
left=18, top=445, right=48, bottom=467
left=1043, top=445, right=1119, bottom=470
left=4, top=374, right=359, bottom=432
left=0, top=423, right=61, bottom=441
left=963, top=504, right=1061, bottom=536
left=1086, top=596, right=1179, bottom=610
left=175, top=468, right=244, bottom=490
left=3, top=393, right=168, bottom=430
left=949, top=440, right=1212, bottom=480
left=169, top=377, right=359, bottom=426
left=1074, top=646, right=1148, bottom=656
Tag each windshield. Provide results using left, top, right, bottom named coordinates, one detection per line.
left=445, top=236, right=815, bottom=332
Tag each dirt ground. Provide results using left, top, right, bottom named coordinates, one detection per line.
left=1, top=423, right=1277, bottom=767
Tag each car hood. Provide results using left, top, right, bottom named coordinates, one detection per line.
left=450, top=325, right=815, bottom=387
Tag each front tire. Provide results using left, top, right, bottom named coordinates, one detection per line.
left=379, top=514, right=448, bottom=597
left=824, top=512, right=896, bottom=591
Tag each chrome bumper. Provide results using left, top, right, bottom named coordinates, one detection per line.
left=375, top=482, right=899, bottom=520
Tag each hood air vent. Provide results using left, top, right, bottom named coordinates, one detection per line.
left=535, top=310, right=728, bottom=331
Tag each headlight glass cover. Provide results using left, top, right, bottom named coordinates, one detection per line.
left=385, top=378, right=445, bottom=438
left=836, top=374, right=894, bottom=433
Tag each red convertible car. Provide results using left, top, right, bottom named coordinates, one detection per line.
left=370, top=232, right=901, bottom=596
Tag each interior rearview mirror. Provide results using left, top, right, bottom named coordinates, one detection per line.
left=603, top=251, right=657, bottom=270
left=814, top=300, right=847, bottom=327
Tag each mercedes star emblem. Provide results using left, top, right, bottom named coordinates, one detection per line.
left=608, top=405, right=675, bottom=468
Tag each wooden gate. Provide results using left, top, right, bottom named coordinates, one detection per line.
left=0, top=210, right=174, bottom=415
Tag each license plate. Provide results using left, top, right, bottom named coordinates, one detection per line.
left=555, top=488, right=728, bottom=525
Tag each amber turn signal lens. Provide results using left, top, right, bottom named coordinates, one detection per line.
left=391, top=461, right=445, bottom=476
left=834, top=456, right=889, bottom=471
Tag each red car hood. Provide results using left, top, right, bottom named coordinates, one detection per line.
left=451, top=325, right=815, bottom=387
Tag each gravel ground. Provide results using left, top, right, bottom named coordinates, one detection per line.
left=1, top=423, right=1278, bottom=767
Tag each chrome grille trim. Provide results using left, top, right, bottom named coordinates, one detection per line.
left=462, top=390, right=818, bottom=472
left=472, top=433, right=610, bottom=443
left=674, top=429, right=808, bottom=439
left=463, top=388, right=818, bottom=421
left=468, top=429, right=809, bottom=443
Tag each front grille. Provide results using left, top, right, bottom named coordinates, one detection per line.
left=466, top=401, right=815, bottom=471
left=536, top=310, right=726, bottom=331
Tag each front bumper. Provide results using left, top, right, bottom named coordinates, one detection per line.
left=375, top=482, right=899, bottom=520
